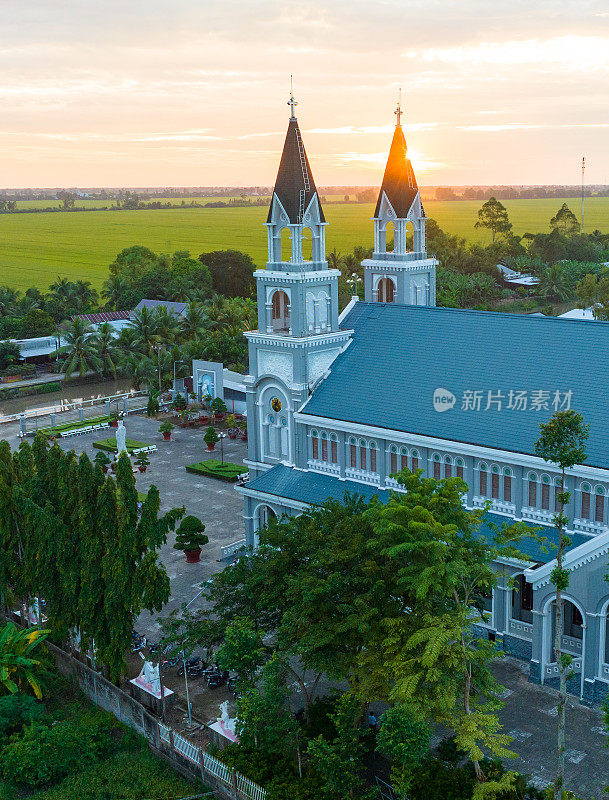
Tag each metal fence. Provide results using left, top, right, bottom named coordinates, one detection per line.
left=48, top=642, right=266, bottom=800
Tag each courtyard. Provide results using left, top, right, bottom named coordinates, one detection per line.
left=1, top=409, right=608, bottom=796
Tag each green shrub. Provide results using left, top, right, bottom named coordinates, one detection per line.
left=0, top=695, right=45, bottom=744
left=93, top=438, right=150, bottom=453
left=185, top=459, right=244, bottom=482
left=174, top=515, right=208, bottom=551
left=0, top=712, right=121, bottom=790
left=36, top=381, right=62, bottom=395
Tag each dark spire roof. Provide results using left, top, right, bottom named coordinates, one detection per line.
left=268, top=116, right=325, bottom=224
left=374, top=123, right=421, bottom=218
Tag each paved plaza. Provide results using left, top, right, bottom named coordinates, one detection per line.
left=0, top=410, right=607, bottom=797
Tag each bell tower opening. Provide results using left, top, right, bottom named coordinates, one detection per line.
left=377, top=277, right=395, bottom=303
left=271, top=290, right=290, bottom=333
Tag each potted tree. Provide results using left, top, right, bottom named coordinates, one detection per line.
left=204, top=426, right=219, bottom=451
left=239, top=419, right=248, bottom=442
left=94, top=450, right=111, bottom=474
left=225, top=414, right=237, bottom=439
left=160, top=421, right=174, bottom=441
left=135, top=452, right=150, bottom=473
left=109, top=412, right=119, bottom=428
left=173, top=515, right=208, bottom=563
left=210, top=396, right=228, bottom=425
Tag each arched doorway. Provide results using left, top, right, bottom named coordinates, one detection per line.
left=377, top=277, right=395, bottom=303
left=271, top=290, right=290, bottom=333
left=257, top=504, right=276, bottom=530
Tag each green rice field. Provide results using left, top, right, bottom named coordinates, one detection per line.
left=1, top=198, right=608, bottom=292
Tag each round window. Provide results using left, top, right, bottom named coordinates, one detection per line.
left=271, top=397, right=282, bottom=412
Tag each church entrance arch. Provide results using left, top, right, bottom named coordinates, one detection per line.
left=377, top=277, right=395, bottom=303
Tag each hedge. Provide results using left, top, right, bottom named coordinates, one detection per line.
left=39, top=415, right=111, bottom=437
left=93, top=438, right=151, bottom=454
left=185, top=459, right=245, bottom=482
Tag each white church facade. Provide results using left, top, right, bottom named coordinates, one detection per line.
left=236, top=97, right=609, bottom=706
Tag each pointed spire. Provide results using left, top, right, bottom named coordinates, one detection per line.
left=267, top=94, right=325, bottom=225
left=374, top=97, right=420, bottom=219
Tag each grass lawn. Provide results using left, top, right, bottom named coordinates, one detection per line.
left=186, top=459, right=245, bottom=482
left=1, top=197, right=608, bottom=292
left=93, top=437, right=152, bottom=454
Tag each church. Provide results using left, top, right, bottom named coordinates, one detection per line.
left=236, top=95, right=609, bottom=705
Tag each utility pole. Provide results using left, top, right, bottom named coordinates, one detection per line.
left=581, top=156, right=586, bottom=234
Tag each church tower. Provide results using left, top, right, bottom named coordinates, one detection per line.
left=243, top=93, right=352, bottom=478
left=363, top=98, right=437, bottom=306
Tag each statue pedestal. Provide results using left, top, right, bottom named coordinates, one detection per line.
left=129, top=672, right=174, bottom=715
left=207, top=701, right=239, bottom=749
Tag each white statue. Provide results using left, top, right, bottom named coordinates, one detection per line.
left=115, top=419, right=127, bottom=455
left=140, top=660, right=161, bottom=696
left=218, top=700, right=237, bottom=735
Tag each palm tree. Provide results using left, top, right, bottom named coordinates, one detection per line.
left=127, top=307, right=160, bottom=354
left=73, top=280, right=99, bottom=312
left=327, top=248, right=343, bottom=270
left=49, top=276, right=75, bottom=307
left=180, top=301, right=206, bottom=341
left=93, top=322, right=118, bottom=378
left=0, top=622, right=48, bottom=699
left=0, top=286, right=20, bottom=316
left=539, top=263, right=574, bottom=302
left=154, top=306, right=180, bottom=344
left=101, top=275, right=127, bottom=309
left=58, top=318, right=102, bottom=379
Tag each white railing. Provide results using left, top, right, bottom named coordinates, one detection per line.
left=173, top=731, right=200, bottom=764
left=522, top=507, right=555, bottom=525
left=221, top=539, right=246, bottom=560
left=237, top=772, right=268, bottom=800
left=561, top=634, right=583, bottom=654
left=545, top=657, right=582, bottom=676
left=573, top=518, right=608, bottom=535
left=203, top=751, right=234, bottom=784
left=345, top=467, right=380, bottom=486
left=159, top=721, right=171, bottom=743
left=308, top=460, right=340, bottom=476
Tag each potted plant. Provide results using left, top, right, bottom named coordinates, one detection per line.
left=210, top=396, right=228, bottom=425
left=204, top=426, right=219, bottom=451
left=239, top=420, right=248, bottom=442
left=225, top=414, right=237, bottom=438
left=173, top=515, right=208, bottom=563
left=94, top=450, right=111, bottom=474
left=135, top=452, right=150, bottom=473
left=109, top=413, right=119, bottom=428
left=160, top=421, right=174, bottom=441
left=110, top=458, right=117, bottom=473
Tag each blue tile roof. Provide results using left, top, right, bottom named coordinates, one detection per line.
left=303, top=302, right=609, bottom=469
left=245, top=465, right=590, bottom=565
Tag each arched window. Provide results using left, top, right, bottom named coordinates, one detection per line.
left=581, top=483, right=591, bottom=519
left=411, top=449, right=420, bottom=472
left=369, top=441, right=378, bottom=473
left=479, top=463, right=488, bottom=497
left=257, top=505, right=276, bottom=531
left=433, top=453, right=441, bottom=480
left=378, top=277, right=395, bottom=303
left=349, top=437, right=357, bottom=468
left=400, top=447, right=408, bottom=471
left=385, top=221, right=395, bottom=253
left=359, top=439, right=367, bottom=471
left=444, top=456, right=452, bottom=479
left=390, top=445, right=398, bottom=474
left=280, top=228, right=291, bottom=262
left=595, top=486, right=605, bottom=524
left=504, top=468, right=512, bottom=502
left=491, top=465, right=500, bottom=499
left=321, top=431, right=328, bottom=462
left=455, top=457, right=464, bottom=479
left=311, top=429, right=319, bottom=460
left=330, top=433, right=338, bottom=464
left=541, top=475, right=551, bottom=511
left=528, top=472, right=538, bottom=508
left=271, top=290, right=290, bottom=332
left=302, top=227, right=313, bottom=261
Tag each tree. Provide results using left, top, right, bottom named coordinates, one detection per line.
left=539, top=263, right=574, bottom=302
left=127, top=307, right=160, bottom=355
left=377, top=705, right=431, bottom=798
left=198, top=250, right=256, bottom=298
left=534, top=411, right=589, bottom=800
left=93, top=322, right=118, bottom=378
left=550, top=204, right=579, bottom=237
left=215, top=617, right=265, bottom=686
left=475, top=197, right=513, bottom=243
left=307, top=693, right=368, bottom=799
left=0, top=341, right=20, bottom=371
left=0, top=622, right=48, bottom=699
left=56, top=190, right=76, bottom=210
left=58, top=318, right=102, bottom=379
left=173, top=515, right=208, bottom=553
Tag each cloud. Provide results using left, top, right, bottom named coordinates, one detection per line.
left=337, top=149, right=445, bottom=172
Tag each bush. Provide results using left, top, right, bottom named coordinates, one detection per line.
left=203, top=425, right=219, bottom=446
left=0, top=695, right=45, bottom=744
left=0, top=712, right=121, bottom=789
left=174, top=515, right=208, bottom=551
left=185, top=459, right=244, bottom=482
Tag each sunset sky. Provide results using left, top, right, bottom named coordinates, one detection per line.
left=2, top=0, right=609, bottom=188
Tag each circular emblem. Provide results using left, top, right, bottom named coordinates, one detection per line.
left=271, top=397, right=282, bottom=412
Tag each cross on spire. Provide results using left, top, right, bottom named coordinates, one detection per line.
left=394, top=87, right=403, bottom=127
left=288, top=75, right=298, bottom=119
